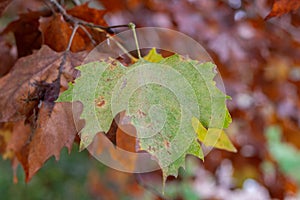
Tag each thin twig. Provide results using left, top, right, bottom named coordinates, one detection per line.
left=42, top=0, right=56, bottom=13
left=48, top=0, right=113, bottom=33
left=49, top=0, right=69, bottom=19
left=47, top=0, right=138, bottom=61
left=49, top=20, right=80, bottom=112
left=66, top=23, right=79, bottom=52
left=79, top=25, right=97, bottom=45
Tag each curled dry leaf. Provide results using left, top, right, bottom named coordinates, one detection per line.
left=116, top=125, right=137, bottom=153
left=7, top=102, right=83, bottom=182
left=39, top=14, right=87, bottom=52
left=0, top=44, right=86, bottom=181
left=67, top=3, right=108, bottom=43
left=38, top=3, right=109, bottom=52
left=87, top=128, right=138, bottom=172
left=6, top=120, right=31, bottom=180
left=0, top=45, right=86, bottom=122
left=2, top=10, right=52, bottom=57
left=3, top=3, right=109, bottom=57
left=110, top=126, right=138, bottom=171
left=67, top=3, right=107, bottom=26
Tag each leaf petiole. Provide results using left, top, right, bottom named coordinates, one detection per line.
left=129, top=22, right=142, bottom=59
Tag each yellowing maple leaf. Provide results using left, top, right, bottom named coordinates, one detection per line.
left=191, top=117, right=236, bottom=152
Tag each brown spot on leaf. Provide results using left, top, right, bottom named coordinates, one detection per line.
left=95, top=96, right=106, bottom=108
left=164, top=140, right=170, bottom=148
left=137, top=109, right=146, bottom=118
left=108, top=61, right=118, bottom=71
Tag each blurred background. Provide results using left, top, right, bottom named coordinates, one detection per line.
left=1, top=0, right=300, bottom=199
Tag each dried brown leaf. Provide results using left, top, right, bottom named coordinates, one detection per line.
left=7, top=102, right=83, bottom=181
left=67, top=3, right=107, bottom=26
left=2, top=10, right=52, bottom=57
left=39, top=14, right=88, bottom=52
left=0, top=45, right=86, bottom=122
left=0, top=44, right=86, bottom=181
left=27, top=102, right=82, bottom=181
left=67, top=3, right=108, bottom=44
left=87, top=125, right=138, bottom=172
left=266, top=0, right=300, bottom=20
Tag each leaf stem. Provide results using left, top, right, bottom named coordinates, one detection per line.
left=104, top=32, right=138, bottom=62
left=129, top=22, right=142, bottom=59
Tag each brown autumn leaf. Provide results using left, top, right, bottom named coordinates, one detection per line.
left=108, top=126, right=137, bottom=171
left=87, top=112, right=138, bottom=172
left=265, top=0, right=300, bottom=20
left=39, top=14, right=88, bottom=52
left=7, top=102, right=83, bottom=181
left=6, top=120, right=31, bottom=178
left=87, top=130, right=138, bottom=172
left=38, top=4, right=109, bottom=53
left=0, top=43, right=85, bottom=181
left=2, top=10, right=52, bottom=57
left=67, top=3, right=108, bottom=43
left=67, top=3, right=107, bottom=26
left=0, top=45, right=86, bottom=122
left=116, top=125, right=137, bottom=153
left=0, top=0, right=12, bottom=16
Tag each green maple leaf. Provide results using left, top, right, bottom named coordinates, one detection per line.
left=57, top=48, right=233, bottom=187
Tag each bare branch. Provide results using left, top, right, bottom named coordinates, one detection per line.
left=66, top=23, right=79, bottom=52
left=47, top=0, right=138, bottom=61
left=79, top=25, right=97, bottom=45
left=48, top=0, right=113, bottom=33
